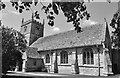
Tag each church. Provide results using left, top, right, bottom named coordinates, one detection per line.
left=29, top=20, right=113, bottom=76
left=19, top=14, right=120, bottom=76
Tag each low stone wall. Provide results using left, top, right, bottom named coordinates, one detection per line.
left=79, top=66, right=104, bottom=76
left=58, top=65, right=71, bottom=74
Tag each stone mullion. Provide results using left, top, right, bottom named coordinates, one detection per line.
left=85, top=52, right=87, bottom=64
left=89, top=51, right=91, bottom=64
left=86, top=52, right=88, bottom=64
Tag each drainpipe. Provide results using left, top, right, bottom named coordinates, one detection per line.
left=97, top=45, right=100, bottom=76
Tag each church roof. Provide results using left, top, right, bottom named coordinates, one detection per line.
left=30, top=24, right=106, bottom=51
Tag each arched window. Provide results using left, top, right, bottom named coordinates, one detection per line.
left=83, top=48, right=94, bottom=64
left=45, top=54, right=50, bottom=63
left=60, top=51, right=68, bottom=64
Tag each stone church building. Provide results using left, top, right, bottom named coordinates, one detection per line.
left=30, top=22, right=114, bottom=76
left=19, top=14, right=120, bottom=76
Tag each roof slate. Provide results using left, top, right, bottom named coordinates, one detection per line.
left=26, top=47, right=40, bottom=58
left=30, top=24, right=106, bottom=51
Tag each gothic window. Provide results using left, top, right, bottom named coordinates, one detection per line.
left=60, top=51, right=68, bottom=64
left=83, top=48, right=94, bottom=64
left=46, top=54, right=50, bottom=63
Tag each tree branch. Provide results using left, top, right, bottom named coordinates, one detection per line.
left=40, top=1, right=44, bottom=7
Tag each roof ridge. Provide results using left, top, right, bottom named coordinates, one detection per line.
left=31, top=23, right=104, bottom=47
left=40, top=23, right=103, bottom=39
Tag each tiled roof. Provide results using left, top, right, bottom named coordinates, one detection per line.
left=30, top=24, right=106, bottom=51
left=26, top=47, right=41, bottom=58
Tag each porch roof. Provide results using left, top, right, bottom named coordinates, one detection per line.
left=26, top=47, right=41, bottom=58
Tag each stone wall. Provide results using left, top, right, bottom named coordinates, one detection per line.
left=58, top=65, right=71, bottom=74
left=20, top=19, right=44, bottom=46
left=26, top=58, right=44, bottom=71
left=79, top=66, right=104, bottom=75
left=39, top=45, right=105, bottom=76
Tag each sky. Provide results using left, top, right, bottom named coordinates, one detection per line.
left=1, top=0, right=119, bottom=36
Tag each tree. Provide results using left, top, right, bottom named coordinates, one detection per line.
left=2, top=26, right=27, bottom=74
left=110, top=8, right=120, bottom=49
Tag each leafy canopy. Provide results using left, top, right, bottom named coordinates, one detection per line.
left=110, top=9, right=120, bottom=49
left=1, top=0, right=112, bottom=32
left=1, top=0, right=91, bottom=32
